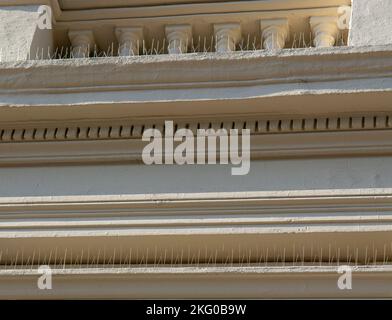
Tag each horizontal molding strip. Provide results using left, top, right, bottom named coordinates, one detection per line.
left=0, top=189, right=391, bottom=267
left=2, top=187, right=392, bottom=204
left=0, top=188, right=391, bottom=232
left=1, top=189, right=391, bottom=224
left=1, top=115, right=392, bottom=142
left=2, top=226, right=391, bottom=239
left=0, top=265, right=391, bottom=298
left=0, top=0, right=351, bottom=21
left=2, top=265, right=392, bottom=276
left=57, top=0, right=350, bottom=22
left=1, top=46, right=392, bottom=122
left=1, top=213, right=392, bottom=229
left=0, top=210, right=391, bottom=234
left=1, top=46, right=390, bottom=92
left=0, top=130, right=392, bottom=166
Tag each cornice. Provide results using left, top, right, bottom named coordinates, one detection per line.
left=1, top=121, right=392, bottom=166
left=5, top=46, right=387, bottom=91
left=0, top=188, right=392, bottom=275
left=2, top=187, right=392, bottom=207
left=0, top=265, right=391, bottom=299
left=1, top=45, right=392, bottom=122
left=58, top=0, right=351, bottom=11
left=59, top=0, right=235, bottom=10
left=0, top=113, right=391, bottom=141
left=2, top=188, right=392, bottom=228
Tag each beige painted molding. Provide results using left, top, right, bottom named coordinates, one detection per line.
left=1, top=127, right=392, bottom=165
left=57, top=0, right=349, bottom=23
left=0, top=265, right=391, bottom=299
left=0, top=0, right=351, bottom=21
left=0, top=0, right=390, bottom=300
left=0, top=113, right=391, bottom=140
left=7, top=45, right=386, bottom=91
left=0, top=188, right=392, bottom=267
left=58, top=0, right=351, bottom=11
left=1, top=46, right=390, bottom=91
left=1, top=45, right=392, bottom=123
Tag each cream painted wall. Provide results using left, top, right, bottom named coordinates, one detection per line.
left=0, top=5, right=52, bottom=61
left=349, top=0, right=392, bottom=46
left=1, top=0, right=392, bottom=299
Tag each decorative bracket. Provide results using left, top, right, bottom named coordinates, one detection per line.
left=213, top=23, right=241, bottom=53
left=260, top=18, right=289, bottom=50
left=165, top=24, right=192, bottom=54
left=68, top=30, right=95, bottom=58
left=115, top=27, right=144, bottom=56
left=310, top=16, right=339, bottom=48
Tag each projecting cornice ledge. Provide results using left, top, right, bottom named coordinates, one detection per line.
left=0, top=45, right=391, bottom=122
left=1, top=266, right=392, bottom=299
left=2, top=45, right=391, bottom=90
left=1, top=189, right=392, bottom=273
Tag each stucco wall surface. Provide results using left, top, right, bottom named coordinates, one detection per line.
left=0, top=5, right=52, bottom=61
left=349, top=0, right=392, bottom=46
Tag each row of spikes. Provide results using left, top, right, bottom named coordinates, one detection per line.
left=0, top=32, right=347, bottom=62
left=0, top=243, right=391, bottom=269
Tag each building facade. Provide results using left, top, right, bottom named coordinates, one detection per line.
left=0, top=0, right=392, bottom=298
